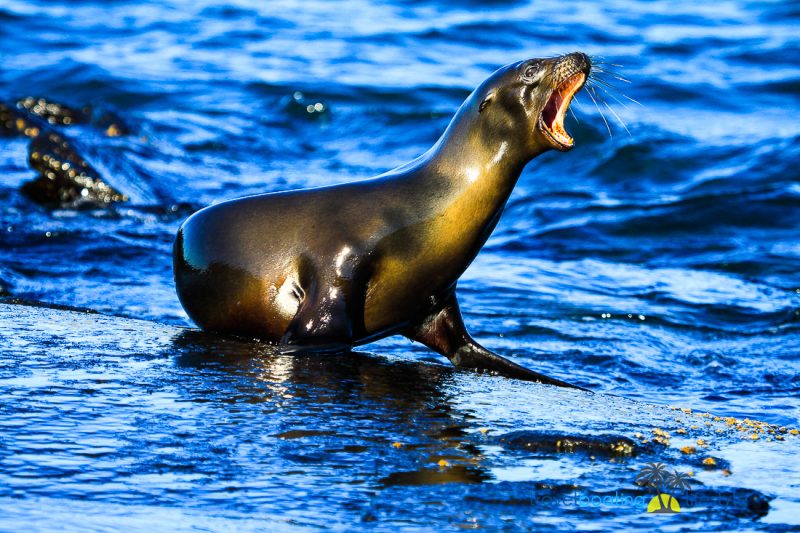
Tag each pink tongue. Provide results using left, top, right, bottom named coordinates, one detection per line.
left=543, top=90, right=563, bottom=129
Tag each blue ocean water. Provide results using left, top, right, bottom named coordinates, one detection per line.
left=0, top=0, right=798, bottom=530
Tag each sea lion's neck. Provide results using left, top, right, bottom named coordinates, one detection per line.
left=410, top=107, right=544, bottom=270
left=424, top=106, right=538, bottom=201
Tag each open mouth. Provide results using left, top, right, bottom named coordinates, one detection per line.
left=539, top=72, right=586, bottom=150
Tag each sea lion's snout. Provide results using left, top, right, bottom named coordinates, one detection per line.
left=562, top=51, right=591, bottom=76
left=537, top=51, right=590, bottom=152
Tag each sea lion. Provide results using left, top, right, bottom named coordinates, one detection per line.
left=174, top=52, right=592, bottom=388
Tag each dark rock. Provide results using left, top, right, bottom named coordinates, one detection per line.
left=498, top=430, right=638, bottom=457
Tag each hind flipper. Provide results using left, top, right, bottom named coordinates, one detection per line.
left=404, top=292, right=588, bottom=390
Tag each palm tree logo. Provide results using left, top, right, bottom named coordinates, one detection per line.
left=636, top=463, right=691, bottom=513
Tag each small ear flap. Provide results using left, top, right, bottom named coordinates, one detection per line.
left=478, top=95, right=493, bottom=113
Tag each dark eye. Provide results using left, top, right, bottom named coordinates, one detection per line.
left=478, top=97, right=492, bottom=113
left=524, top=65, right=537, bottom=79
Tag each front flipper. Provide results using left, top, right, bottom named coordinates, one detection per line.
left=405, top=294, right=589, bottom=391
left=279, top=252, right=364, bottom=353
left=280, top=278, right=354, bottom=352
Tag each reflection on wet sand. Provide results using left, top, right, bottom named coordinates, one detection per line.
left=170, top=329, right=495, bottom=486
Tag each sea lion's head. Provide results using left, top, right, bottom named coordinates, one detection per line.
left=471, top=52, right=591, bottom=155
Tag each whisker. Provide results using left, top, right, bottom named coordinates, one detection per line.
left=587, top=78, right=624, bottom=101
left=589, top=82, right=633, bottom=136
left=595, top=78, right=644, bottom=108
left=586, top=86, right=612, bottom=138
left=591, top=68, right=631, bottom=84
left=582, top=59, right=640, bottom=137
left=589, top=57, right=624, bottom=70
left=589, top=81, right=631, bottom=110
left=587, top=76, right=642, bottom=106
left=572, top=94, right=587, bottom=113
left=591, top=63, right=624, bottom=71
left=588, top=74, right=624, bottom=90
left=569, top=104, right=579, bottom=124
left=619, top=93, right=643, bottom=107
left=602, top=99, right=631, bottom=136
left=592, top=88, right=626, bottom=137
